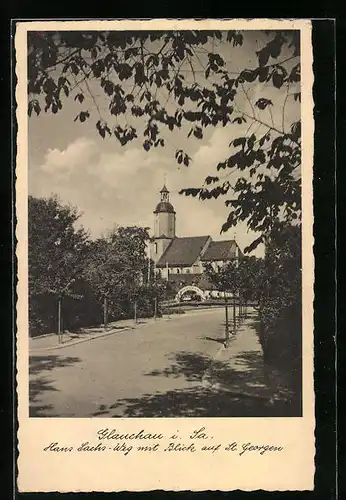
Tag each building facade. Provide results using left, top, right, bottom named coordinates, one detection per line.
left=151, top=184, right=243, bottom=300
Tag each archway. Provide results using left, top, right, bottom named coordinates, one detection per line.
left=175, top=285, right=206, bottom=302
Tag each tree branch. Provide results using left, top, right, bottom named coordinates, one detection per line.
left=79, top=64, right=103, bottom=120
left=233, top=99, right=286, bottom=137
left=187, top=56, right=196, bottom=83
left=282, top=82, right=290, bottom=133
left=240, top=81, right=256, bottom=120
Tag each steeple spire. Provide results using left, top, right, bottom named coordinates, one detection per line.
left=160, top=176, right=169, bottom=202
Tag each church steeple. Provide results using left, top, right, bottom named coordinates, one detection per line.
left=160, top=184, right=169, bottom=202
left=152, top=182, right=176, bottom=263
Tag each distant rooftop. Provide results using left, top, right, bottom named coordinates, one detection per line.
left=200, top=240, right=239, bottom=261
left=156, top=236, right=210, bottom=268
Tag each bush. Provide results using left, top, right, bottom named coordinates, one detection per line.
left=257, top=302, right=302, bottom=409
left=258, top=303, right=301, bottom=368
left=103, top=286, right=164, bottom=322
left=28, top=284, right=165, bottom=336
left=161, top=307, right=186, bottom=315
left=63, top=280, right=103, bottom=331
left=29, top=280, right=103, bottom=336
left=29, top=293, right=58, bottom=336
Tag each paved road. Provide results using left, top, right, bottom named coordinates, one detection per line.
left=29, top=308, right=285, bottom=418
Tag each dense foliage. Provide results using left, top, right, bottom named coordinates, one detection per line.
left=257, top=225, right=302, bottom=371
left=204, top=224, right=301, bottom=370
left=28, top=195, right=160, bottom=335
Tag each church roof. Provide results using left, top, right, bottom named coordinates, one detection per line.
left=200, top=240, right=238, bottom=261
left=156, top=236, right=210, bottom=267
left=154, top=201, right=175, bottom=213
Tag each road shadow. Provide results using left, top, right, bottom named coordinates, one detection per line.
left=145, top=351, right=212, bottom=382
left=92, top=349, right=300, bottom=418
left=93, top=386, right=296, bottom=418
left=29, top=377, right=58, bottom=417
left=29, top=355, right=81, bottom=376
left=93, top=404, right=110, bottom=417
left=29, top=355, right=82, bottom=417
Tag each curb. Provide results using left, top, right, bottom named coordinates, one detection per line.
left=29, top=326, right=130, bottom=352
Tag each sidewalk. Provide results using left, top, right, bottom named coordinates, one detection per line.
left=203, top=311, right=296, bottom=404
left=29, top=316, right=167, bottom=352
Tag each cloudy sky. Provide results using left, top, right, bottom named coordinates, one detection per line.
left=28, top=30, right=300, bottom=257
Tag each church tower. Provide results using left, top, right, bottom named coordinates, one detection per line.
left=152, top=183, right=176, bottom=263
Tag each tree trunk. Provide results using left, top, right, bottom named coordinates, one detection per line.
left=233, top=292, right=236, bottom=334
left=224, top=293, right=229, bottom=342
left=154, top=296, right=157, bottom=320
left=134, top=301, right=137, bottom=323
left=238, top=292, right=241, bottom=324
left=57, top=297, right=62, bottom=344
left=103, top=296, right=108, bottom=329
left=147, top=257, right=151, bottom=284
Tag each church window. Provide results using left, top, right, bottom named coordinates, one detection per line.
left=154, top=242, right=158, bottom=253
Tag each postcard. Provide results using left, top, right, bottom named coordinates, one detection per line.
left=16, top=18, right=314, bottom=491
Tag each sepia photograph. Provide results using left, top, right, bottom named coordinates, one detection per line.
left=27, top=27, right=303, bottom=419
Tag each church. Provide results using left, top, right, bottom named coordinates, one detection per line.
left=150, top=183, right=243, bottom=300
